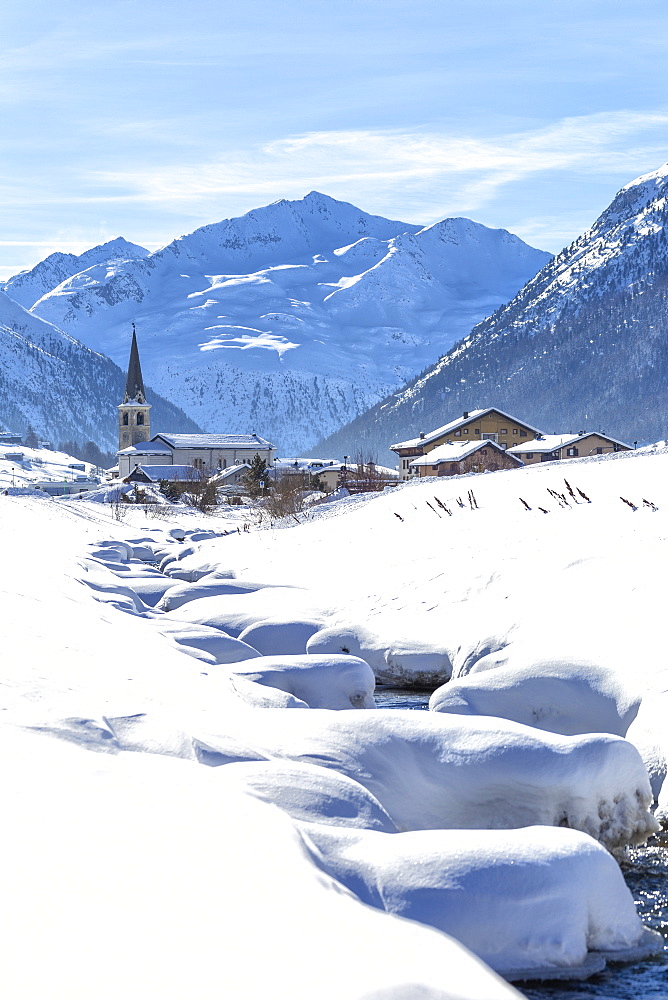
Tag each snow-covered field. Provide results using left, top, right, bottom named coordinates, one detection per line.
left=1, top=446, right=666, bottom=997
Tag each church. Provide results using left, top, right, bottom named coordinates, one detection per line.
left=116, top=328, right=276, bottom=479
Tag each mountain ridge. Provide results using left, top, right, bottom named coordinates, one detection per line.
left=15, top=192, right=550, bottom=454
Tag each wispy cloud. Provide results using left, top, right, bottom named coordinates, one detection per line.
left=85, top=109, right=668, bottom=221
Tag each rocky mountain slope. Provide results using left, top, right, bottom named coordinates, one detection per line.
left=20, top=193, right=550, bottom=454
left=0, top=291, right=200, bottom=451
left=316, top=163, right=668, bottom=462
left=2, top=238, right=149, bottom=310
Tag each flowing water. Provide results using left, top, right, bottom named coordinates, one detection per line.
left=377, top=689, right=668, bottom=1000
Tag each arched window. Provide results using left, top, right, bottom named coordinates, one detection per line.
left=122, top=413, right=129, bottom=426
left=137, top=412, right=144, bottom=425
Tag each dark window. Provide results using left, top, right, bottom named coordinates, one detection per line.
left=595, top=447, right=603, bottom=454
left=474, top=428, right=480, bottom=434
left=512, top=428, right=518, bottom=435
left=432, top=465, right=438, bottom=471
left=566, top=447, right=579, bottom=457
left=136, top=412, right=144, bottom=425
left=525, top=452, right=534, bottom=459
left=520, top=430, right=527, bottom=437
left=500, top=428, right=507, bottom=435
left=122, top=413, right=129, bottom=426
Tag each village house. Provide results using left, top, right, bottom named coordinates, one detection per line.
left=391, top=408, right=543, bottom=481
left=508, top=432, right=631, bottom=465
left=409, top=439, right=523, bottom=478
left=115, top=329, right=276, bottom=479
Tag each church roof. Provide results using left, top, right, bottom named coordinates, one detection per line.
left=153, top=433, right=275, bottom=450
left=123, top=327, right=147, bottom=404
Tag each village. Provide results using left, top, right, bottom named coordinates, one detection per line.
left=0, top=329, right=634, bottom=504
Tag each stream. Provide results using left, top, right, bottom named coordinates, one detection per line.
left=376, top=688, right=668, bottom=1000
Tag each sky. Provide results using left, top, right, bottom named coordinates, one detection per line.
left=2, top=0, right=668, bottom=279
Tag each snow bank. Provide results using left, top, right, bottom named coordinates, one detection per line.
left=149, top=619, right=262, bottom=665
left=300, top=823, right=662, bottom=979
left=195, top=709, right=658, bottom=848
left=307, top=624, right=451, bottom=686
left=429, top=657, right=641, bottom=736
left=1, top=728, right=520, bottom=1000
left=223, top=760, right=397, bottom=831
left=227, top=653, right=376, bottom=709
left=158, top=578, right=272, bottom=610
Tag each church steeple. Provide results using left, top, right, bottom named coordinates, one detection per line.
left=118, top=324, right=151, bottom=453
left=123, top=322, right=146, bottom=403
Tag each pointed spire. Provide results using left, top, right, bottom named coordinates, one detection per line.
left=124, top=323, right=146, bottom=403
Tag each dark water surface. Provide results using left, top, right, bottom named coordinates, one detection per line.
left=377, top=689, right=668, bottom=1000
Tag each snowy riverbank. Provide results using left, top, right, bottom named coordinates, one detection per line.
left=1, top=447, right=666, bottom=996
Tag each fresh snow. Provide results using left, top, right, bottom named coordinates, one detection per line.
left=0, top=445, right=666, bottom=995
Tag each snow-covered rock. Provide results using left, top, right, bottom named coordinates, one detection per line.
left=300, top=823, right=663, bottom=979
left=429, top=657, right=641, bottom=736
left=227, top=653, right=376, bottom=709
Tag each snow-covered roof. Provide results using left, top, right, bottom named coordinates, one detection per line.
left=209, top=464, right=248, bottom=483
left=128, top=465, right=201, bottom=482
left=154, top=433, right=275, bottom=450
left=391, top=408, right=543, bottom=451
left=117, top=441, right=172, bottom=456
left=410, top=439, right=522, bottom=466
left=508, top=432, right=630, bottom=455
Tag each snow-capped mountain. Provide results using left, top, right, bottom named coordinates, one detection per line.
left=1, top=238, right=149, bottom=310
left=316, top=163, right=668, bottom=462
left=0, top=291, right=200, bottom=451
left=21, top=193, right=550, bottom=454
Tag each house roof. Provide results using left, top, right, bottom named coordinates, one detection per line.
left=391, top=408, right=543, bottom=451
left=209, top=464, right=248, bottom=483
left=508, top=431, right=630, bottom=455
left=410, top=438, right=523, bottom=466
left=128, top=465, right=201, bottom=482
left=153, top=433, right=275, bottom=450
left=117, top=441, right=172, bottom=456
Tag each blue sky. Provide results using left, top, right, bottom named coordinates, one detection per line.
left=2, top=0, right=668, bottom=278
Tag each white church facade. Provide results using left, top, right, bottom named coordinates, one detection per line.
left=116, top=328, right=276, bottom=479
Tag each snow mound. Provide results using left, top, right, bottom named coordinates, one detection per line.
left=167, top=587, right=327, bottom=637
left=307, top=624, right=451, bottom=687
left=429, top=657, right=641, bottom=736
left=223, top=760, right=397, bottom=831
left=227, top=654, right=376, bottom=709
left=158, top=578, right=271, bottom=610
left=195, top=710, right=658, bottom=848
left=300, top=823, right=662, bottom=978
left=238, top=618, right=324, bottom=654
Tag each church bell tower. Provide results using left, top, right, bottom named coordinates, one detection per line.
left=118, top=324, right=151, bottom=451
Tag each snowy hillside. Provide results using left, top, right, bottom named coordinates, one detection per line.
left=318, top=161, right=668, bottom=461
left=1, top=237, right=149, bottom=309
left=0, top=290, right=201, bottom=450
left=21, top=193, right=550, bottom=453
left=0, top=446, right=666, bottom=996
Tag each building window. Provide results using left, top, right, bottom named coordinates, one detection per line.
left=454, top=429, right=461, bottom=436
left=520, top=430, right=527, bottom=437
left=500, top=428, right=507, bottom=435
left=595, top=447, right=603, bottom=454
left=136, top=412, right=144, bottom=425
left=474, top=428, right=480, bottom=434
left=525, top=452, right=534, bottom=459
left=122, top=413, right=129, bottom=426
left=512, top=428, right=518, bottom=435
left=481, top=449, right=487, bottom=456
left=463, top=428, right=469, bottom=434
left=566, top=447, right=579, bottom=457
left=193, top=458, right=205, bottom=470
left=432, top=465, right=438, bottom=471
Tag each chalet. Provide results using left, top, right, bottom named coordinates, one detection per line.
left=409, top=439, right=523, bottom=478
left=508, top=432, right=631, bottom=465
left=391, top=408, right=543, bottom=480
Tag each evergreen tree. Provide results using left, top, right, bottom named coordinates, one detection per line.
left=242, top=453, right=270, bottom=497
left=24, top=425, right=39, bottom=449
